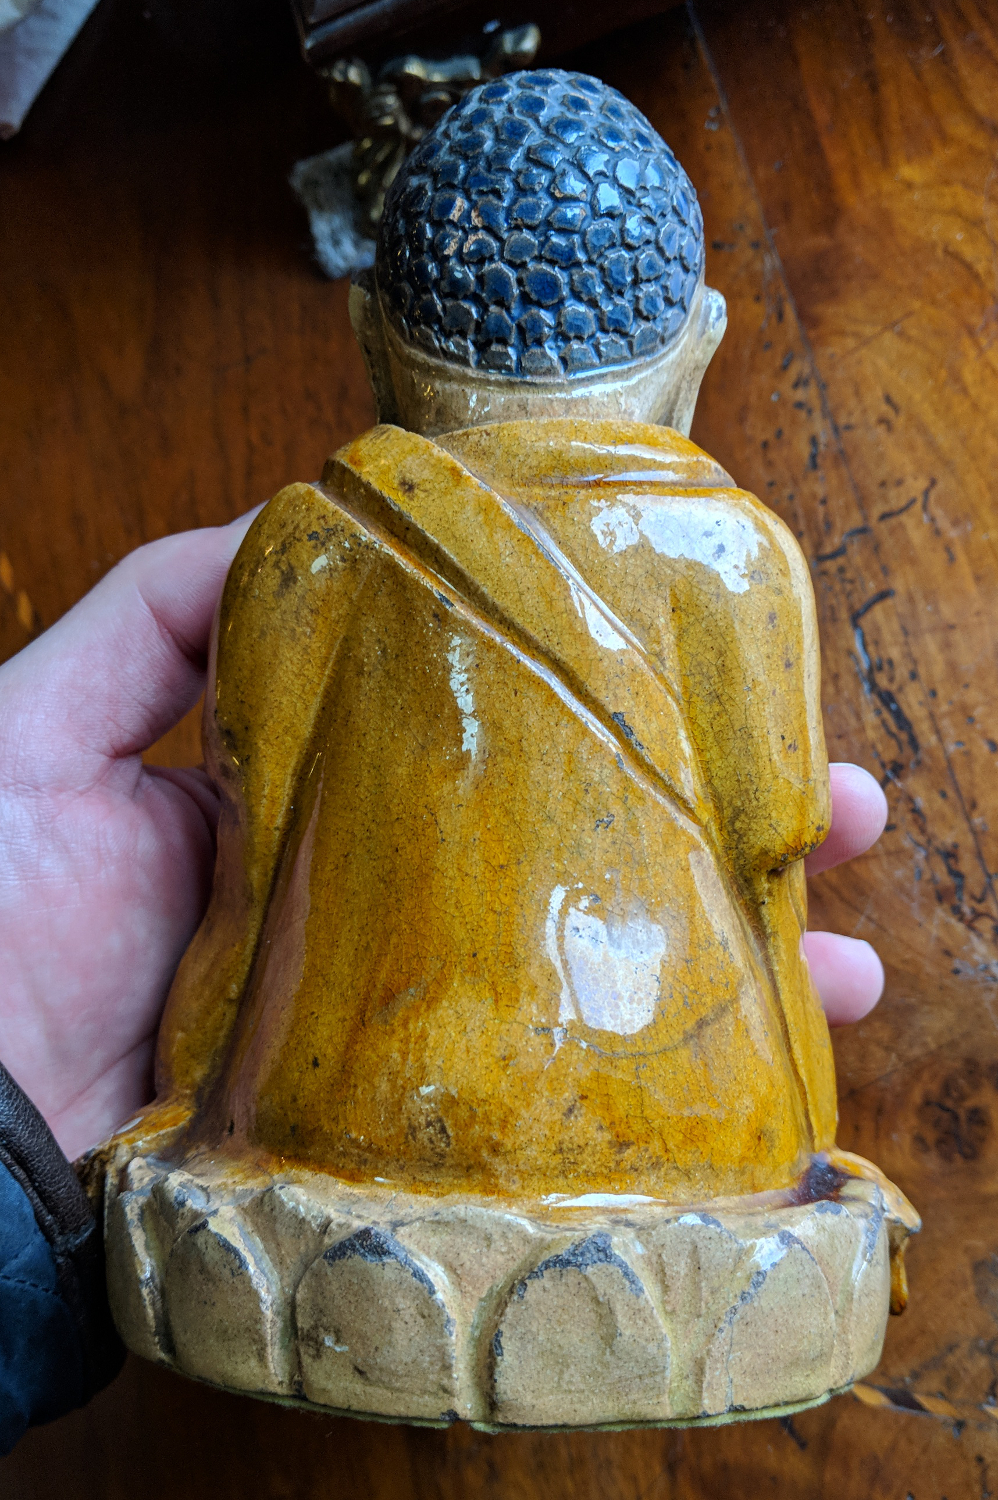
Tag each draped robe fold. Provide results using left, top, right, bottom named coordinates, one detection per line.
left=156, top=419, right=836, bottom=1202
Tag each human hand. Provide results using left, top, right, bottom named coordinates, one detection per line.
left=0, top=513, right=256, bottom=1161
left=803, top=761, right=888, bottom=1026
left=0, top=517, right=889, bottom=1160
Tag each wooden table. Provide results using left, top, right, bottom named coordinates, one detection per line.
left=3, top=0, right=998, bottom=1494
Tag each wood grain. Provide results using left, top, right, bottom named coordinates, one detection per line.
left=3, top=0, right=998, bottom=1494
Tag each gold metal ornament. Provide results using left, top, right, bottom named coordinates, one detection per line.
left=323, top=23, right=541, bottom=230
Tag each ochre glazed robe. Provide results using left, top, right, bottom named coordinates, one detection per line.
left=157, top=419, right=836, bottom=1203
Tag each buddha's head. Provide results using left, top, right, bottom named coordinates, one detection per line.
left=350, top=68, right=726, bottom=438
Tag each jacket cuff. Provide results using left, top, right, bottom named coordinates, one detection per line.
left=0, top=1061, right=123, bottom=1451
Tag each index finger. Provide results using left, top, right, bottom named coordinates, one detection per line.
left=805, top=762, right=887, bottom=876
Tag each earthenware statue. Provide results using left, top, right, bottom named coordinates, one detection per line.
left=97, top=69, right=918, bottom=1431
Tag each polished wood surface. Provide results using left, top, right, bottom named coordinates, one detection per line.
left=3, top=0, right=998, bottom=1493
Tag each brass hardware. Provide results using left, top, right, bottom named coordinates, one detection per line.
left=322, top=23, right=541, bottom=231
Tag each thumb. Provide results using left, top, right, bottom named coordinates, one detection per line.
left=0, top=509, right=260, bottom=791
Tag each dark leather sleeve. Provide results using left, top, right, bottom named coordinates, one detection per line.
left=0, top=1061, right=123, bottom=1438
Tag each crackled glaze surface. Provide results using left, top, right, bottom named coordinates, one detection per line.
left=150, top=418, right=836, bottom=1204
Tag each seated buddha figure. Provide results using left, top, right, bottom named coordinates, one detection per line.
left=103, top=70, right=917, bottom=1430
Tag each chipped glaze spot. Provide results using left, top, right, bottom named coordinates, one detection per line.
left=446, top=634, right=480, bottom=758
left=561, top=898, right=667, bottom=1035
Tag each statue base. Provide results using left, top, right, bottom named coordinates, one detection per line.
left=99, top=1139, right=912, bottom=1430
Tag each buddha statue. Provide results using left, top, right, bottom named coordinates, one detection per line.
left=98, top=69, right=918, bottom=1431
